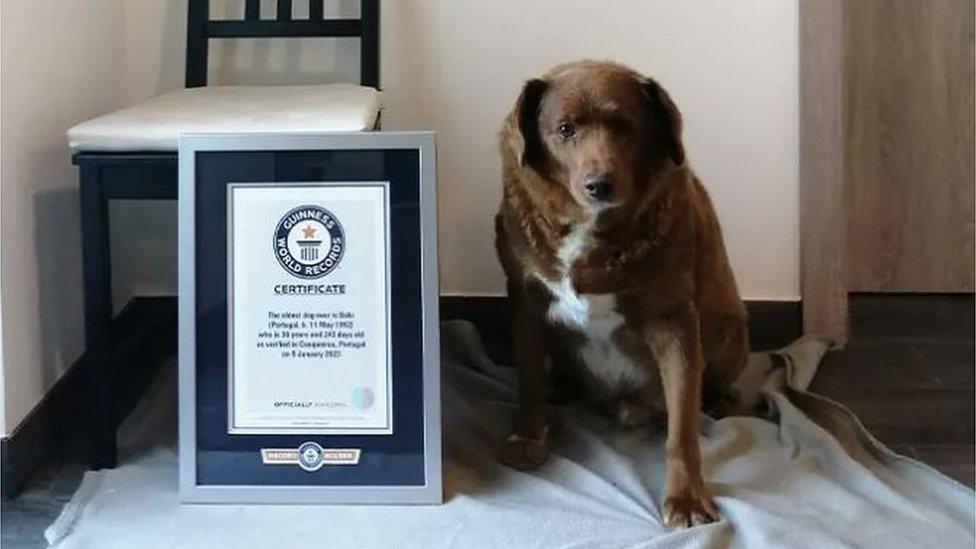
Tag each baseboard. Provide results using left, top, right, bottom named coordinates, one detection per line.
left=441, top=295, right=802, bottom=352
left=1, top=297, right=176, bottom=499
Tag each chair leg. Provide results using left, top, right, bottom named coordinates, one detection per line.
left=80, top=165, right=116, bottom=469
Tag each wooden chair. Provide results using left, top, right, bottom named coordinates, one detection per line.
left=68, top=0, right=380, bottom=470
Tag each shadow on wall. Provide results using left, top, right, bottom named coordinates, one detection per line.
left=109, top=201, right=178, bottom=314
left=32, top=181, right=85, bottom=388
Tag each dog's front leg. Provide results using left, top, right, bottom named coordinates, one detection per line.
left=500, top=281, right=551, bottom=471
left=650, top=304, right=719, bottom=528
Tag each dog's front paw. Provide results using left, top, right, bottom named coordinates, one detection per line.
left=500, top=428, right=550, bottom=471
left=663, top=487, right=719, bottom=529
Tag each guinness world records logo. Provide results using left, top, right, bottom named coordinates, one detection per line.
left=273, top=205, right=345, bottom=279
left=297, top=441, right=325, bottom=472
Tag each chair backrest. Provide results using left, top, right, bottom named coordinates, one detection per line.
left=186, top=0, right=379, bottom=88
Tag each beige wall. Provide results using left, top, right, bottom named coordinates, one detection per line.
left=0, top=0, right=126, bottom=434
left=1, top=0, right=800, bottom=434
left=386, top=0, right=801, bottom=298
left=118, top=0, right=800, bottom=301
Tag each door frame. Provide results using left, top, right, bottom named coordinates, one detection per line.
left=799, top=0, right=849, bottom=345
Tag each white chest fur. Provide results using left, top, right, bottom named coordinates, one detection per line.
left=537, top=220, right=648, bottom=392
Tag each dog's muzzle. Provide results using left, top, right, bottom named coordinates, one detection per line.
left=583, top=175, right=613, bottom=202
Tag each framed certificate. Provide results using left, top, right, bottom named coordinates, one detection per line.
left=178, top=133, right=440, bottom=504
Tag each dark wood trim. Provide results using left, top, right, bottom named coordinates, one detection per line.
left=309, top=0, right=324, bottom=21
left=1, top=298, right=176, bottom=499
left=440, top=296, right=803, bottom=353
left=72, top=152, right=177, bottom=166
left=79, top=162, right=115, bottom=469
left=72, top=154, right=178, bottom=200
left=360, top=0, right=380, bottom=89
left=207, top=20, right=362, bottom=38
left=799, top=0, right=849, bottom=345
left=245, top=0, right=260, bottom=22
left=276, top=0, right=292, bottom=21
left=748, top=300, right=804, bottom=351
left=185, top=0, right=210, bottom=88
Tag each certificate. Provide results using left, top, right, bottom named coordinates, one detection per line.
left=227, top=183, right=392, bottom=435
left=180, top=132, right=440, bottom=504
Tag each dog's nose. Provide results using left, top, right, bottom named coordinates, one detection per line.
left=584, top=176, right=613, bottom=202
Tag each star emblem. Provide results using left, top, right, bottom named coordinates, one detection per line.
left=301, top=224, right=317, bottom=239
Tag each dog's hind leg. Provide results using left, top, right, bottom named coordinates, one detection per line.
left=723, top=335, right=833, bottom=417
left=701, top=320, right=750, bottom=417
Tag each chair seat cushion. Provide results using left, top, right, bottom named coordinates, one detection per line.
left=67, top=84, right=380, bottom=152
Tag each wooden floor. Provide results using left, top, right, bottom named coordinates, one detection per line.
left=809, top=294, right=974, bottom=486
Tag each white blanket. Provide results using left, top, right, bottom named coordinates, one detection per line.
left=47, top=321, right=974, bottom=548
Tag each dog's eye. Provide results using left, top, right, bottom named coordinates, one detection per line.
left=556, top=122, right=576, bottom=140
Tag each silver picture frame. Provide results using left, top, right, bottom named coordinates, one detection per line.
left=178, top=132, right=441, bottom=504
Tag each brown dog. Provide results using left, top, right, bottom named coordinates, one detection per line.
left=494, top=60, right=749, bottom=528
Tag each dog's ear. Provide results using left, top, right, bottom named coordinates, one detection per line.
left=512, top=78, right=549, bottom=173
left=640, top=77, right=685, bottom=166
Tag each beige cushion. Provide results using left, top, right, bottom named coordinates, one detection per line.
left=67, top=84, right=380, bottom=152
